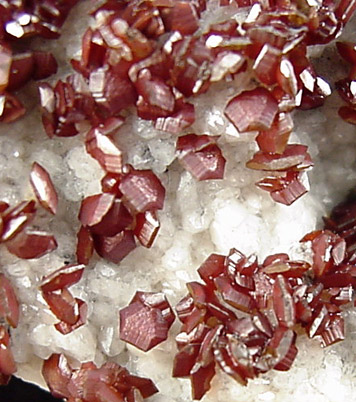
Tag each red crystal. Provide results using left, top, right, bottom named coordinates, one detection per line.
left=94, top=230, right=137, bottom=264
left=79, top=193, right=115, bottom=227
left=134, top=211, right=160, bottom=248
left=41, top=264, right=85, bottom=293
left=32, top=51, right=58, bottom=80
left=7, top=52, right=34, bottom=91
left=119, top=168, right=165, bottom=213
left=43, top=354, right=158, bottom=400
left=90, top=199, right=133, bottom=237
left=85, top=129, right=123, bottom=174
left=225, top=87, right=278, bottom=132
left=272, top=275, right=296, bottom=328
left=247, top=145, right=313, bottom=172
left=338, top=105, right=356, bottom=125
left=0, top=274, right=19, bottom=328
left=76, top=226, right=94, bottom=265
left=301, top=230, right=346, bottom=277
left=54, top=299, right=87, bottom=335
left=198, top=254, right=225, bottom=285
left=176, top=134, right=226, bottom=181
left=154, top=101, right=195, bottom=133
left=214, top=276, right=255, bottom=313
left=161, top=1, right=199, bottom=35
left=0, top=92, right=26, bottom=123
left=119, top=291, right=174, bottom=351
left=0, top=45, right=11, bottom=92
left=135, top=68, right=175, bottom=119
left=173, top=344, right=200, bottom=377
left=253, top=45, right=280, bottom=86
left=270, top=328, right=298, bottom=371
left=256, top=113, right=293, bottom=154
left=6, top=230, right=57, bottom=259
left=30, top=162, right=58, bottom=215
left=336, top=41, right=356, bottom=65
left=42, top=354, right=72, bottom=399
left=190, top=362, right=216, bottom=400
left=43, top=288, right=80, bottom=325
left=320, top=315, right=345, bottom=347
left=256, top=171, right=309, bottom=206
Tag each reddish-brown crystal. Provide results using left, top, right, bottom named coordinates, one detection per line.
left=272, top=275, right=296, bottom=328
left=54, top=299, right=87, bottom=335
left=256, top=171, right=309, bottom=206
left=119, top=292, right=174, bottom=351
left=76, top=226, right=94, bottom=265
left=225, top=87, right=278, bottom=132
left=79, top=193, right=115, bottom=227
left=94, top=230, right=137, bottom=264
left=256, top=113, right=293, bottom=154
left=154, top=101, right=195, bottom=134
left=176, top=134, right=226, bottom=181
left=42, top=354, right=72, bottom=399
left=247, top=145, right=312, bottom=172
left=337, top=41, right=356, bottom=65
left=338, top=105, right=356, bottom=125
left=134, top=211, right=160, bottom=248
left=43, top=288, right=80, bottom=325
left=86, top=129, right=123, bottom=174
left=43, top=354, right=158, bottom=401
left=7, top=52, right=34, bottom=91
left=41, top=264, right=85, bottom=293
left=90, top=199, right=133, bottom=237
left=301, top=230, right=346, bottom=277
left=30, top=162, right=58, bottom=215
left=0, top=274, right=19, bottom=328
left=119, top=168, right=165, bottom=213
left=6, top=230, right=57, bottom=259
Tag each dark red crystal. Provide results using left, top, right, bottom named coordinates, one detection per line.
left=119, top=291, right=174, bottom=351
left=119, top=168, right=165, bottom=213
left=6, top=230, right=57, bottom=259
left=176, top=134, right=226, bottom=181
left=225, top=87, right=278, bottom=133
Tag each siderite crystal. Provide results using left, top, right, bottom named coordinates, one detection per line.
left=119, top=291, right=174, bottom=351
left=133, top=211, right=160, bottom=248
left=85, top=128, right=123, bottom=174
left=176, top=134, right=226, bottom=181
left=94, top=230, right=137, bottom=264
left=40, top=264, right=85, bottom=293
left=225, top=87, right=278, bottom=133
left=0, top=274, right=19, bottom=328
left=42, top=353, right=158, bottom=401
left=119, top=167, right=165, bottom=213
left=6, top=230, right=57, bottom=259
left=40, top=263, right=87, bottom=335
left=30, top=162, right=58, bottom=215
left=173, top=223, right=356, bottom=399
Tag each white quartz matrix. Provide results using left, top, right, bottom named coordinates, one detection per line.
left=2, top=1, right=356, bottom=401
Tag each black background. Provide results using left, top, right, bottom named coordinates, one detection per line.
left=0, top=376, right=62, bottom=401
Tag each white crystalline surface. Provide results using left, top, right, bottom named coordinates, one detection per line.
left=2, top=1, right=356, bottom=401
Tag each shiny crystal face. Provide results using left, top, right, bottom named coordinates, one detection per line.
left=2, top=0, right=356, bottom=401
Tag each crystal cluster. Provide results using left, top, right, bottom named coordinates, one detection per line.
left=37, top=0, right=353, bottom=206
left=173, top=221, right=355, bottom=399
left=42, top=353, right=158, bottom=401
left=0, top=0, right=79, bottom=122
